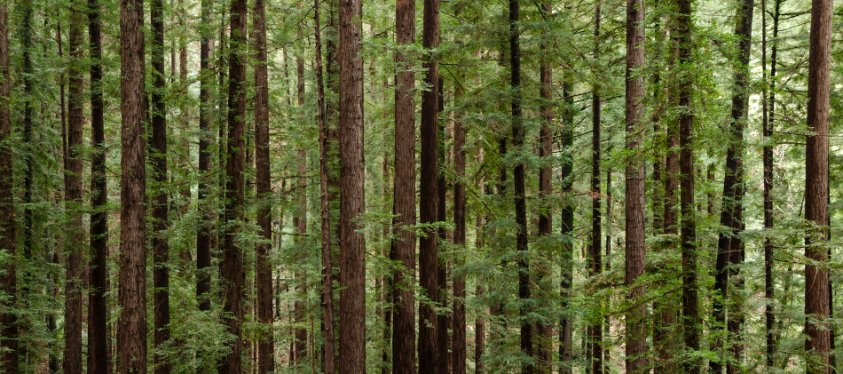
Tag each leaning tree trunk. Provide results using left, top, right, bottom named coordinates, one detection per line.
left=338, top=0, right=366, bottom=371
left=64, top=3, right=85, bottom=372
left=419, top=0, right=441, bottom=371
left=624, top=0, right=647, bottom=371
left=392, top=0, right=417, bottom=372
left=117, top=0, right=148, bottom=371
left=804, top=0, right=832, bottom=372
left=253, top=0, right=274, bottom=370
left=87, top=0, right=109, bottom=370
left=220, top=0, right=248, bottom=370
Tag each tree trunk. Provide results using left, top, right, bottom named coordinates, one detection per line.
left=64, top=2, right=85, bottom=372
left=419, top=0, right=441, bottom=371
left=674, top=0, right=700, bottom=371
left=313, top=1, right=336, bottom=372
left=392, top=0, right=417, bottom=372
left=197, top=0, right=213, bottom=313
left=220, top=0, right=248, bottom=370
left=558, top=66, right=575, bottom=374
left=117, top=0, right=148, bottom=371
left=0, top=4, right=16, bottom=372
left=338, top=0, right=366, bottom=371
left=804, top=0, right=832, bottom=371
left=253, top=0, right=274, bottom=370
left=589, top=3, right=603, bottom=373
left=535, top=3, right=553, bottom=373
left=451, top=64, right=467, bottom=374
left=624, top=0, right=647, bottom=371
left=150, top=0, right=171, bottom=371
left=294, top=51, right=309, bottom=368
left=88, top=0, right=109, bottom=370
left=508, top=2, right=532, bottom=373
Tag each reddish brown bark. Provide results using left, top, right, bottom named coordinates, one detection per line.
left=253, top=0, right=274, bottom=370
left=313, top=1, right=336, bottom=372
left=117, top=0, right=148, bottom=371
left=392, top=0, right=417, bottom=372
left=589, top=3, right=603, bottom=373
left=804, top=0, right=832, bottom=372
left=64, top=3, right=85, bottom=372
left=419, top=0, right=441, bottom=372
left=150, top=0, right=171, bottom=371
left=338, top=0, right=366, bottom=371
left=558, top=66, right=574, bottom=374
left=88, top=0, right=109, bottom=370
left=220, top=0, right=247, bottom=371
left=196, top=0, right=213, bottom=313
left=673, top=0, right=700, bottom=371
left=624, top=0, right=647, bottom=371
left=536, top=2, right=553, bottom=372
left=0, top=4, right=16, bottom=373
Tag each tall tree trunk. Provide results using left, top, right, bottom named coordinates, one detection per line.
left=118, top=0, right=148, bottom=370
left=197, top=0, right=213, bottom=313
left=392, top=0, right=417, bottom=372
left=452, top=81, right=466, bottom=374
left=624, top=0, right=647, bottom=371
left=221, top=0, right=248, bottom=370
left=804, top=0, right=832, bottom=371
left=338, top=0, right=366, bottom=371
left=52, top=20, right=66, bottom=374
left=762, top=0, right=782, bottom=366
left=475, top=203, right=487, bottom=374
left=558, top=66, right=575, bottom=374
left=674, top=0, right=700, bottom=371
left=64, top=2, right=85, bottom=372
left=435, top=80, right=449, bottom=374
left=419, top=0, right=441, bottom=371
left=88, top=0, right=109, bottom=370
left=0, top=4, right=16, bottom=372
left=711, top=2, right=753, bottom=372
left=508, top=2, right=532, bottom=373
left=589, top=3, right=603, bottom=373
left=294, top=49, right=309, bottom=369
left=150, top=0, right=171, bottom=371
left=535, top=3, right=553, bottom=373
left=313, top=1, right=336, bottom=372
left=253, top=0, right=274, bottom=370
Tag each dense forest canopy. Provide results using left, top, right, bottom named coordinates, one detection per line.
left=0, top=0, right=840, bottom=372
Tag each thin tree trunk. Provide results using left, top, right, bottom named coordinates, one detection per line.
left=221, top=0, right=248, bottom=370
left=674, top=0, right=700, bottom=371
left=88, top=0, right=109, bottom=370
left=0, top=4, right=16, bottom=372
left=624, top=0, right=647, bottom=371
left=475, top=204, right=487, bottom=374
left=64, top=2, right=85, bottom=372
left=589, top=3, right=603, bottom=373
left=419, top=0, right=441, bottom=371
left=558, top=66, right=575, bottom=374
left=197, top=0, right=213, bottom=313
left=294, top=51, right=309, bottom=368
left=508, top=1, right=532, bottom=372
left=535, top=3, right=553, bottom=373
left=338, top=0, right=366, bottom=371
left=451, top=60, right=467, bottom=374
left=150, top=0, right=171, bottom=371
left=253, top=0, right=274, bottom=370
left=117, top=0, right=148, bottom=371
left=804, top=0, right=832, bottom=371
left=313, top=1, right=336, bottom=372
left=392, top=0, right=417, bottom=372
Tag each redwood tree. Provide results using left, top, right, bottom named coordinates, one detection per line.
left=253, top=0, right=274, bottom=370
left=64, top=2, right=85, bottom=372
left=419, top=0, right=441, bottom=371
left=804, top=0, right=832, bottom=371
left=0, top=3, right=16, bottom=372
left=196, top=0, right=213, bottom=312
left=589, top=3, right=603, bottom=372
left=338, top=0, right=366, bottom=371
left=392, top=0, right=417, bottom=372
left=624, top=0, right=646, bottom=372
left=117, top=0, right=148, bottom=370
